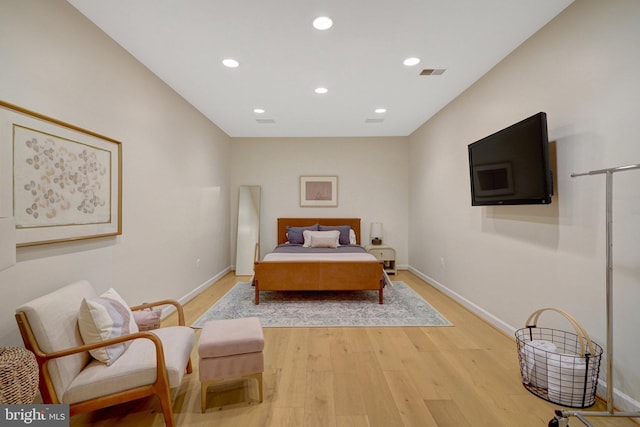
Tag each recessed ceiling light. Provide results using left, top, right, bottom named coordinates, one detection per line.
left=222, top=58, right=239, bottom=68
left=314, top=87, right=328, bottom=94
left=313, top=16, right=333, bottom=30
left=375, top=108, right=387, bottom=114
left=403, top=57, right=420, bottom=66
left=253, top=108, right=265, bottom=114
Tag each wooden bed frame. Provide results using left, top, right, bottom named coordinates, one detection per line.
left=253, top=218, right=385, bottom=304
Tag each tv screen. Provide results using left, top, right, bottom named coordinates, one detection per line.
left=468, top=112, right=552, bottom=206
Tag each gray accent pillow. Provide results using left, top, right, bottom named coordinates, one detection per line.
left=318, top=224, right=351, bottom=245
left=286, top=224, right=319, bottom=244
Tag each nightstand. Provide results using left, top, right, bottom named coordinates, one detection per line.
left=365, top=244, right=396, bottom=275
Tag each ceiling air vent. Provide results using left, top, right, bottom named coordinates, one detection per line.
left=256, top=118, right=276, bottom=124
left=420, top=68, right=446, bottom=76
left=365, top=118, right=384, bottom=124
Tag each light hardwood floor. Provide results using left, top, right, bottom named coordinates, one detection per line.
left=71, top=271, right=638, bottom=426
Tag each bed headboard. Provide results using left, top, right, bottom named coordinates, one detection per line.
left=277, top=218, right=362, bottom=245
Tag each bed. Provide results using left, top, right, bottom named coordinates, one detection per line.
left=252, top=218, right=386, bottom=304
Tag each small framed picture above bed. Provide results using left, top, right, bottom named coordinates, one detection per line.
left=299, top=175, right=338, bottom=207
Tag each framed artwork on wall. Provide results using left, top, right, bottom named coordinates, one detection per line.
left=0, top=100, right=122, bottom=247
left=299, top=175, right=338, bottom=207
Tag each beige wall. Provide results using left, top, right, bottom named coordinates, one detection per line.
left=2, top=0, right=638, bottom=412
left=0, top=0, right=232, bottom=346
left=230, top=137, right=409, bottom=265
left=408, top=0, right=640, bottom=408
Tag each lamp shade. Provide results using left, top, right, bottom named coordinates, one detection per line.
left=370, top=222, right=383, bottom=245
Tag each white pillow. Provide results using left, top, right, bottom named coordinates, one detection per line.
left=349, top=229, right=357, bottom=245
left=303, top=230, right=340, bottom=248
left=302, top=229, right=312, bottom=247
left=78, top=288, right=139, bottom=365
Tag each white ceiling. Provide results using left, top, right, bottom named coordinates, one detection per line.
left=67, top=0, right=572, bottom=138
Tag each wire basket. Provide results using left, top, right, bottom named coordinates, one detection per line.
left=515, top=308, right=603, bottom=408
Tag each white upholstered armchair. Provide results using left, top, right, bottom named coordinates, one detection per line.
left=15, top=280, right=194, bottom=427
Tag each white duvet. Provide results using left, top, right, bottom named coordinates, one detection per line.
left=262, top=252, right=378, bottom=262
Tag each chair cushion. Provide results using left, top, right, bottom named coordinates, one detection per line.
left=78, top=288, right=139, bottom=365
left=63, top=326, right=195, bottom=404
left=198, top=317, right=264, bottom=359
left=16, top=280, right=96, bottom=401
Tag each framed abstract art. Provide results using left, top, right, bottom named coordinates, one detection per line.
left=299, top=175, right=338, bottom=207
left=0, top=100, right=122, bottom=247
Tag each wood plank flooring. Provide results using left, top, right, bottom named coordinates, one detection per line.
left=70, top=271, right=638, bottom=426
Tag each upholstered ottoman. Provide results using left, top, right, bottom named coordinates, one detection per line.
left=198, top=317, right=264, bottom=412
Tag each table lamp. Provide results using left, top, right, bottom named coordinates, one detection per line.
left=370, top=222, right=383, bottom=245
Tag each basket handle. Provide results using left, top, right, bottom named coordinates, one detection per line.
left=525, top=308, right=596, bottom=356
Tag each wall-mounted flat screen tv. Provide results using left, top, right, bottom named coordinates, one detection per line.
left=468, top=112, right=553, bottom=206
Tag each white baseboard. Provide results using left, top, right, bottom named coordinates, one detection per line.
left=407, top=266, right=640, bottom=415
left=160, top=266, right=232, bottom=318
left=595, top=381, right=640, bottom=415
left=407, top=266, right=516, bottom=336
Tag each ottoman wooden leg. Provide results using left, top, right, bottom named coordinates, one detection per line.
left=251, top=372, right=264, bottom=403
left=201, top=381, right=209, bottom=413
left=200, top=374, right=263, bottom=412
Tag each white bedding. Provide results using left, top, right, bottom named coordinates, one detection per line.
left=262, top=252, right=377, bottom=262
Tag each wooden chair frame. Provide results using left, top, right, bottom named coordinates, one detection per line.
left=15, top=299, right=192, bottom=427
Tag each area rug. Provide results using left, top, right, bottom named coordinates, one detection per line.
left=192, top=281, right=452, bottom=328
